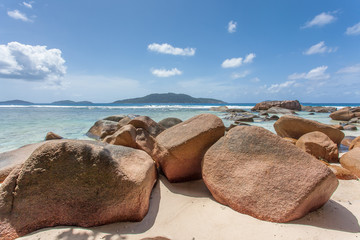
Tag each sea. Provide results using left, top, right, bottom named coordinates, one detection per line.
left=0, top=103, right=359, bottom=153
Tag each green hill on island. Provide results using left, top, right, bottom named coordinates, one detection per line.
left=113, top=93, right=226, bottom=104
left=0, top=100, right=34, bottom=105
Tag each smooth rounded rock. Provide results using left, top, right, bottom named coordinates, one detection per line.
left=340, top=148, right=360, bottom=177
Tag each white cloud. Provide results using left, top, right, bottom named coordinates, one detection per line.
left=244, top=53, right=256, bottom=63
left=288, top=66, right=330, bottom=80
left=267, top=80, right=295, bottom=93
left=303, top=41, right=336, bottom=55
left=228, top=20, right=237, bottom=33
left=222, top=53, right=256, bottom=68
left=22, top=2, right=33, bottom=8
left=7, top=9, right=32, bottom=22
left=148, top=43, right=195, bottom=56
left=337, top=64, right=360, bottom=74
left=222, top=57, right=243, bottom=68
left=302, top=12, right=336, bottom=28
left=346, top=22, right=360, bottom=36
left=251, top=77, right=260, bottom=83
left=231, top=70, right=250, bottom=79
left=0, top=42, right=66, bottom=82
left=151, top=68, right=182, bottom=77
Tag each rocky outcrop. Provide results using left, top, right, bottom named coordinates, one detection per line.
left=273, top=115, right=344, bottom=145
left=45, top=132, right=63, bottom=140
left=343, top=125, right=357, bottom=131
left=202, top=126, right=338, bottom=223
left=209, top=106, right=228, bottom=112
left=329, top=107, right=360, bottom=121
left=153, top=114, right=225, bottom=182
left=296, top=131, right=339, bottom=163
left=340, top=148, right=360, bottom=178
left=301, top=106, right=337, bottom=113
left=349, top=136, right=360, bottom=150
left=0, top=140, right=157, bottom=240
left=266, top=107, right=295, bottom=115
left=251, top=100, right=301, bottom=111
left=86, top=120, right=120, bottom=140
left=158, top=117, right=183, bottom=129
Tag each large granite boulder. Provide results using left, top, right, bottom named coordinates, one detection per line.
left=273, top=115, right=344, bottom=145
left=295, top=131, right=339, bottom=163
left=153, top=114, right=225, bottom=182
left=349, top=136, right=360, bottom=150
left=129, top=116, right=165, bottom=137
left=340, top=148, right=360, bottom=177
left=202, top=126, right=338, bottom=223
left=86, top=120, right=120, bottom=140
left=251, top=100, right=301, bottom=111
left=158, top=117, right=183, bottom=129
left=266, top=107, right=295, bottom=114
left=0, top=143, right=46, bottom=183
left=329, top=107, right=360, bottom=121
left=103, top=124, right=138, bottom=148
left=0, top=140, right=157, bottom=240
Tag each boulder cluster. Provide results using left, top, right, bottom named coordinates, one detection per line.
left=0, top=101, right=359, bottom=239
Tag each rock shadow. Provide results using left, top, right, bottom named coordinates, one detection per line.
left=159, top=174, right=212, bottom=198
left=291, top=200, right=360, bottom=233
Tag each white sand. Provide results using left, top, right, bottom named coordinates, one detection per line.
left=18, top=175, right=360, bottom=240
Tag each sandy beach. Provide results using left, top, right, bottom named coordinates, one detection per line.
left=15, top=173, right=359, bottom=240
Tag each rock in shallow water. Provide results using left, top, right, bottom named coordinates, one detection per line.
left=0, top=140, right=157, bottom=240
left=202, top=126, right=338, bottom=223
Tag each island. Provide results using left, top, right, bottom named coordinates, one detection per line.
left=113, top=93, right=226, bottom=104
left=0, top=100, right=34, bottom=105
left=50, top=100, right=94, bottom=106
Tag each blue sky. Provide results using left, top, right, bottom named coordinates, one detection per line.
left=0, top=0, right=359, bottom=103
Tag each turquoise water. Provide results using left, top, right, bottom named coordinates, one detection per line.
left=0, top=103, right=359, bottom=153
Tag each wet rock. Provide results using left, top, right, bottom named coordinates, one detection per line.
left=45, top=132, right=63, bottom=140
left=103, top=115, right=127, bottom=122
left=266, top=107, right=295, bottom=115
left=158, top=117, right=183, bottom=129
left=343, top=125, right=357, bottom=131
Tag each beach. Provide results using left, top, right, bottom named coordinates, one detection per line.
left=1, top=103, right=360, bottom=240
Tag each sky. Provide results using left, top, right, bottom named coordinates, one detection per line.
left=0, top=0, right=360, bottom=103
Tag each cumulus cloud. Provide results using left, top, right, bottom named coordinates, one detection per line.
left=151, top=68, right=182, bottom=77
left=346, top=22, right=360, bottom=36
left=303, top=41, right=336, bottom=55
left=7, top=9, right=32, bottom=22
left=222, top=53, right=256, bottom=68
left=0, top=42, right=66, bottom=82
left=302, top=12, right=336, bottom=28
left=288, top=66, right=330, bottom=80
left=267, top=80, right=295, bottom=93
left=148, top=43, right=195, bottom=56
left=22, top=2, right=33, bottom=8
left=228, top=20, right=237, bottom=33
left=337, top=64, right=360, bottom=74
left=244, top=53, right=256, bottom=63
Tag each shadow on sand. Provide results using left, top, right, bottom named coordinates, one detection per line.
left=291, top=199, right=360, bottom=233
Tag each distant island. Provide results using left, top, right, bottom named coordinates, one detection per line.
left=0, top=93, right=226, bottom=105
left=113, top=93, right=226, bottom=104
left=50, top=100, right=94, bottom=105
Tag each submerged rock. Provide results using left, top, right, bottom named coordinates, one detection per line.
left=45, top=132, right=63, bottom=140
left=0, top=140, right=157, bottom=240
left=103, top=115, right=127, bottom=122
left=158, top=117, right=183, bottom=129
left=273, top=115, right=344, bottom=145
left=153, top=114, right=225, bottom=182
left=202, top=126, right=338, bottom=223
left=266, top=107, right=295, bottom=115
left=209, top=106, right=228, bottom=112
